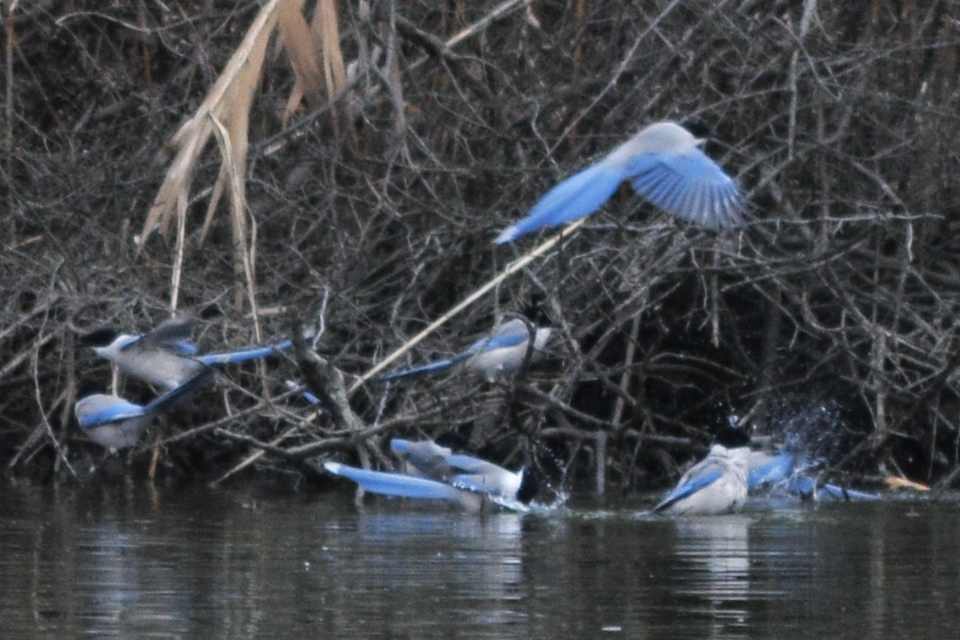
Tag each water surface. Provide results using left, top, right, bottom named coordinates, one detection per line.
left=0, top=481, right=955, bottom=639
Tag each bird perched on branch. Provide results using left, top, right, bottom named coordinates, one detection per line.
left=652, top=444, right=750, bottom=515
left=75, top=368, right=214, bottom=451
left=81, top=317, right=291, bottom=391
left=375, top=317, right=552, bottom=383
left=495, top=120, right=745, bottom=244
left=323, top=438, right=539, bottom=513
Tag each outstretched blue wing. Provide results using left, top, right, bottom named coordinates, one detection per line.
left=626, top=149, right=743, bottom=230
left=748, top=452, right=796, bottom=488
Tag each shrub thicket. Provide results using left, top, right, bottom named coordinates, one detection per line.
left=3, top=1, right=960, bottom=492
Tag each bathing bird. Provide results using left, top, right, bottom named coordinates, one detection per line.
left=746, top=450, right=879, bottom=502
left=323, top=438, right=539, bottom=512
left=495, top=120, right=745, bottom=244
left=375, top=317, right=552, bottom=383
left=652, top=444, right=750, bottom=515
left=75, top=368, right=214, bottom=451
left=82, top=318, right=291, bottom=391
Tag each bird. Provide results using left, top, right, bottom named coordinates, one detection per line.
left=746, top=450, right=879, bottom=502
left=375, top=317, right=552, bottom=383
left=652, top=444, right=750, bottom=515
left=323, top=437, right=539, bottom=513
left=81, top=318, right=291, bottom=391
left=75, top=367, right=214, bottom=451
left=495, top=120, right=745, bottom=244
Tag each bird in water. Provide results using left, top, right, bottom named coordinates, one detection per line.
left=323, top=437, right=539, bottom=513
left=652, top=444, right=751, bottom=515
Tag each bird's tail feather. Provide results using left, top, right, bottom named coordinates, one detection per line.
left=198, top=339, right=292, bottom=365
left=494, top=162, right=624, bottom=244
left=372, top=358, right=458, bottom=381
left=323, top=462, right=467, bottom=501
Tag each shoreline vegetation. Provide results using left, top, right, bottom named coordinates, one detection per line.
left=3, top=1, right=959, bottom=497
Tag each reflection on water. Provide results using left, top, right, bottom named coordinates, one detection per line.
left=1, top=484, right=959, bottom=639
left=673, top=516, right=751, bottom=638
left=333, top=512, right=526, bottom=629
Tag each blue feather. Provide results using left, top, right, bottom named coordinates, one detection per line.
left=476, top=330, right=529, bottom=352
left=747, top=451, right=880, bottom=502
left=323, top=462, right=466, bottom=501
left=168, top=340, right=199, bottom=356
left=748, top=452, right=796, bottom=487
left=198, top=339, right=291, bottom=365
left=817, top=484, right=880, bottom=501
left=494, top=162, right=625, bottom=244
left=654, top=468, right=723, bottom=511
left=77, top=400, right=145, bottom=428
left=495, top=121, right=745, bottom=244
left=374, top=358, right=459, bottom=381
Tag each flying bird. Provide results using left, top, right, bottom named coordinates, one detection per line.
left=375, top=317, right=552, bottom=383
left=82, top=318, right=291, bottom=391
left=495, top=120, right=745, bottom=244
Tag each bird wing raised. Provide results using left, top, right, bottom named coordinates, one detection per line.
left=626, top=149, right=744, bottom=230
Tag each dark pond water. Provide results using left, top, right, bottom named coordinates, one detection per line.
left=0, top=480, right=956, bottom=639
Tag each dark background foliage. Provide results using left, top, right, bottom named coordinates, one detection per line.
left=3, top=0, right=960, bottom=492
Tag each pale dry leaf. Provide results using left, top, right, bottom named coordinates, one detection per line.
left=313, top=0, right=347, bottom=138
left=141, top=0, right=282, bottom=245
left=278, top=0, right=323, bottom=125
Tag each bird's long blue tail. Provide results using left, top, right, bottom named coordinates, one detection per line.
left=372, top=358, right=458, bottom=381
left=198, top=339, right=292, bottom=365
left=323, top=462, right=467, bottom=501
left=494, top=162, right=625, bottom=244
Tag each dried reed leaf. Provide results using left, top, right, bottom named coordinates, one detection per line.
left=313, top=0, right=347, bottom=137
left=170, top=190, right=188, bottom=312
left=885, top=477, right=931, bottom=491
left=209, top=113, right=262, bottom=341
left=315, top=0, right=347, bottom=98
left=141, top=121, right=207, bottom=242
left=278, top=0, right=324, bottom=125
left=140, top=0, right=282, bottom=245
left=199, top=169, right=227, bottom=242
